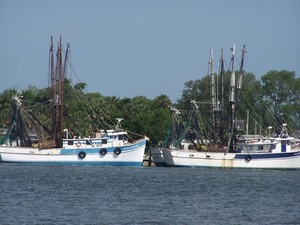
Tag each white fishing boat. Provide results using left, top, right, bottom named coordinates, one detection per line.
left=0, top=37, right=146, bottom=166
left=163, top=124, right=300, bottom=169
left=0, top=111, right=146, bottom=166
left=162, top=45, right=300, bottom=169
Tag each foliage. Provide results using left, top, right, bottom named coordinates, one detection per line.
left=0, top=70, right=299, bottom=146
left=0, top=83, right=173, bottom=146
left=0, top=89, right=17, bottom=128
left=260, top=70, right=300, bottom=132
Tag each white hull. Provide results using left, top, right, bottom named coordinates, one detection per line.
left=162, top=149, right=300, bottom=169
left=0, top=139, right=146, bottom=167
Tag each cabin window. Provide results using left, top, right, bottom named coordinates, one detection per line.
left=68, top=141, right=74, bottom=145
left=235, top=145, right=243, bottom=152
left=86, top=140, right=92, bottom=145
left=258, top=145, right=263, bottom=150
left=118, top=135, right=124, bottom=140
left=271, top=144, right=276, bottom=149
left=102, top=139, right=107, bottom=144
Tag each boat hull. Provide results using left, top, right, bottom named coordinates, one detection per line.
left=0, top=139, right=146, bottom=167
left=162, top=149, right=300, bottom=169
left=150, top=147, right=166, bottom=167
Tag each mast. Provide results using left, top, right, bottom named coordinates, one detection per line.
left=49, top=36, right=67, bottom=147
left=63, top=44, right=70, bottom=78
left=227, top=44, right=246, bottom=152
left=220, top=48, right=225, bottom=116
left=229, top=44, right=236, bottom=104
left=209, top=49, right=217, bottom=131
left=228, top=44, right=236, bottom=151
left=50, top=37, right=56, bottom=138
left=61, top=43, right=70, bottom=140
left=57, top=36, right=63, bottom=146
left=236, top=45, right=246, bottom=103
left=219, top=48, right=225, bottom=144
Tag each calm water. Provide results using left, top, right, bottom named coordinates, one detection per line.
left=0, top=164, right=299, bottom=225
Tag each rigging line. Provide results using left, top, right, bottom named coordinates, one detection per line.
left=71, top=87, right=101, bottom=130
left=198, top=109, right=219, bottom=141
left=231, top=62, right=274, bottom=128
left=72, top=87, right=113, bottom=130
left=21, top=99, right=50, bottom=106
left=68, top=60, right=116, bottom=128
left=245, top=60, right=254, bottom=76
left=247, top=91, right=279, bottom=125
left=236, top=73, right=289, bottom=132
left=61, top=60, right=98, bottom=132
left=238, top=101, right=267, bottom=135
left=126, top=130, right=145, bottom=138
left=18, top=103, right=49, bottom=138
left=223, top=59, right=231, bottom=72
left=239, top=89, right=274, bottom=124
left=240, top=89, right=288, bottom=134
left=68, top=66, right=115, bottom=132
left=67, top=61, right=103, bottom=126
left=235, top=57, right=241, bottom=71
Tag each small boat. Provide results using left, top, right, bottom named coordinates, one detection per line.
left=0, top=37, right=146, bottom=166
left=162, top=45, right=300, bottom=169
left=150, top=147, right=165, bottom=167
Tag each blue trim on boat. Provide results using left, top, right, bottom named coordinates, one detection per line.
left=164, top=164, right=300, bottom=170
left=60, top=139, right=146, bottom=155
left=234, top=151, right=300, bottom=159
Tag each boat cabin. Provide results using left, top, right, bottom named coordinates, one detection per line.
left=62, top=130, right=128, bottom=149
left=236, top=136, right=297, bottom=153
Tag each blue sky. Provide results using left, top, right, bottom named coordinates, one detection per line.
left=0, top=0, right=299, bottom=102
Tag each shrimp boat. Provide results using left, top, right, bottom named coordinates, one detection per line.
left=0, top=37, right=146, bottom=166
left=162, top=45, right=300, bottom=169
left=162, top=123, right=300, bottom=169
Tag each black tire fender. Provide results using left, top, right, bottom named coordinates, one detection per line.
left=99, top=148, right=107, bottom=156
left=78, top=151, right=86, bottom=159
left=245, top=155, right=252, bottom=161
left=114, top=148, right=121, bottom=155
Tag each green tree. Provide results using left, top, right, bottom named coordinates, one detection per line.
left=176, top=77, right=211, bottom=110
left=260, top=70, right=300, bottom=132
left=143, top=95, right=172, bottom=145
left=0, top=89, right=17, bottom=128
left=1, top=69, right=298, bottom=145
left=236, top=73, right=263, bottom=134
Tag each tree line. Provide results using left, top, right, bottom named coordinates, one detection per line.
left=0, top=70, right=299, bottom=146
